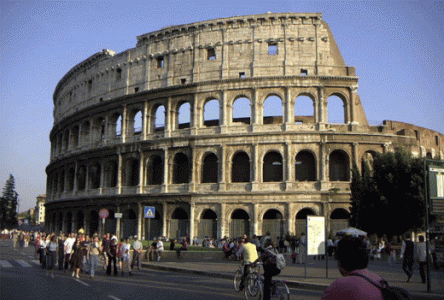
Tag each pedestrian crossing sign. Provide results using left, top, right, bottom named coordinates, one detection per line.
left=144, top=206, right=155, bottom=218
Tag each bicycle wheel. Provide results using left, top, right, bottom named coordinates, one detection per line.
left=245, top=274, right=263, bottom=300
left=233, top=269, right=243, bottom=292
left=272, top=281, right=290, bottom=300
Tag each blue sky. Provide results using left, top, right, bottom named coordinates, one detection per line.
left=1, top=0, right=443, bottom=213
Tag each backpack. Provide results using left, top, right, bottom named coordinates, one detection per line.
left=267, top=248, right=286, bottom=270
left=350, top=273, right=412, bottom=300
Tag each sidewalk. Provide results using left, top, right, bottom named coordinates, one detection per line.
left=142, top=256, right=444, bottom=299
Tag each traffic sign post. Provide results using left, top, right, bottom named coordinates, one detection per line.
left=99, top=209, right=109, bottom=237
left=144, top=207, right=155, bottom=242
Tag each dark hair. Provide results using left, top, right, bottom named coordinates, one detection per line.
left=335, top=236, right=369, bottom=272
left=244, top=237, right=250, bottom=243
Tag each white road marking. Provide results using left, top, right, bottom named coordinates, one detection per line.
left=30, top=260, right=40, bottom=265
left=75, top=278, right=90, bottom=287
left=109, top=296, right=122, bottom=300
left=16, top=260, right=31, bottom=267
left=0, top=260, right=13, bottom=267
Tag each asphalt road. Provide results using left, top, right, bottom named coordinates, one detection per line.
left=0, top=240, right=323, bottom=300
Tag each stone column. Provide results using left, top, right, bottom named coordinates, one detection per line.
left=219, top=145, right=226, bottom=191
left=143, top=100, right=149, bottom=139
left=162, top=202, right=168, bottom=237
left=317, top=87, right=326, bottom=130
left=122, top=105, right=128, bottom=143
left=99, top=161, right=105, bottom=194
left=190, top=94, right=198, bottom=135
left=139, top=151, right=145, bottom=193
left=221, top=29, right=228, bottom=79
left=284, top=86, right=292, bottom=129
left=137, top=203, right=143, bottom=239
left=161, top=147, right=169, bottom=193
left=220, top=89, right=228, bottom=133
left=219, top=203, right=226, bottom=238
left=117, top=151, right=123, bottom=194
left=251, top=143, right=260, bottom=190
left=252, top=89, right=262, bottom=130
left=164, top=97, right=172, bottom=138
left=189, top=202, right=195, bottom=240
left=116, top=206, right=121, bottom=239
left=319, top=141, right=327, bottom=185
left=61, top=212, right=67, bottom=233
left=352, top=143, right=359, bottom=167
left=285, top=142, right=293, bottom=189
left=252, top=203, right=259, bottom=236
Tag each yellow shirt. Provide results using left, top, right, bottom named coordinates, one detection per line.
left=243, top=242, right=259, bottom=263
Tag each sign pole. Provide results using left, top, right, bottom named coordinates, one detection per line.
left=148, top=218, right=151, bottom=243
left=325, top=219, right=328, bottom=278
left=424, top=160, right=431, bottom=293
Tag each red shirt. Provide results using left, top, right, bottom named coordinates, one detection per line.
left=321, top=269, right=384, bottom=300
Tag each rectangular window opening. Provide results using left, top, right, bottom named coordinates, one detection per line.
left=300, top=69, right=308, bottom=76
left=116, top=68, right=122, bottom=80
left=268, top=43, right=277, bottom=55
left=414, top=130, right=419, bottom=140
left=207, top=48, right=216, bottom=60
left=436, top=136, right=439, bottom=146
left=134, top=87, right=139, bottom=93
left=157, top=57, right=164, bottom=68
left=181, top=78, right=187, bottom=84
left=239, top=72, right=245, bottom=78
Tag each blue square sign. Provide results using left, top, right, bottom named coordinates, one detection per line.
left=144, top=206, right=155, bottom=218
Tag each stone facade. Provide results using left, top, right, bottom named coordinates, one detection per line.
left=45, top=13, right=443, bottom=240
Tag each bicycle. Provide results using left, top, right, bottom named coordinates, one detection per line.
left=244, top=263, right=290, bottom=300
left=234, top=261, right=257, bottom=292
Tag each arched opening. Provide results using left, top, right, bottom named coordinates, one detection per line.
left=71, top=126, right=79, bottom=148
left=93, top=117, right=105, bottom=141
left=67, top=167, right=75, bottom=191
left=231, top=152, right=250, bottom=183
left=89, top=211, right=99, bottom=236
left=199, top=209, right=217, bottom=239
left=104, top=209, right=116, bottom=235
left=330, top=208, right=350, bottom=236
left=132, top=110, right=143, bottom=135
left=295, top=208, right=316, bottom=236
left=178, top=102, right=191, bottom=129
left=329, top=150, right=350, bottom=181
left=66, top=212, right=73, bottom=234
left=263, top=151, right=283, bottom=182
left=62, top=130, right=69, bottom=151
left=327, top=95, right=346, bottom=124
left=77, top=165, right=86, bottom=191
left=125, top=158, right=140, bottom=186
left=230, top=209, right=250, bottom=238
left=57, top=212, right=63, bottom=233
left=173, top=153, right=190, bottom=184
left=232, top=97, right=251, bottom=124
left=146, top=210, right=162, bottom=241
left=294, top=95, right=315, bottom=124
left=121, top=209, right=137, bottom=239
left=154, top=105, right=165, bottom=132
left=59, top=170, right=65, bottom=192
left=147, top=155, right=163, bottom=185
left=81, top=121, right=90, bottom=145
left=89, top=163, right=101, bottom=189
left=76, top=211, right=84, bottom=232
left=170, top=207, right=189, bottom=239
left=262, top=209, right=284, bottom=238
left=203, top=99, right=220, bottom=127
left=110, top=113, right=122, bottom=137
left=201, top=153, right=218, bottom=183
left=104, top=160, right=118, bottom=187
left=426, top=152, right=433, bottom=159
left=263, top=95, right=283, bottom=124
left=295, top=151, right=316, bottom=181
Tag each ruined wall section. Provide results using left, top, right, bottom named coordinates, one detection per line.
left=53, top=13, right=357, bottom=124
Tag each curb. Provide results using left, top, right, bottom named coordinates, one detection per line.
left=141, top=263, right=444, bottom=299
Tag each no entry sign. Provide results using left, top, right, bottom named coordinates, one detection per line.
left=99, top=209, right=109, bottom=219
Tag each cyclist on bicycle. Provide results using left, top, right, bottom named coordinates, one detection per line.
left=237, top=236, right=259, bottom=291
left=253, top=239, right=281, bottom=300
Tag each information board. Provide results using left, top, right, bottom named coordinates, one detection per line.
left=307, top=216, right=325, bottom=255
left=429, top=166, right=444, bottom=215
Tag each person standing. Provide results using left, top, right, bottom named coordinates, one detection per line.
left=81, top=235, right=90, bottom=274
left=58, top=234, right=66, bottom=270
left=120, top=238, right=132, bottom=276
left=400, top=233, right=415, bottom=282
left=46, top=235, right=58, bottom=278
left=39, top=234, right=47, bottom=269
left=64, top=233, right=76, bottom=272
left=107, top=237, right=118, bottom=276
left=156, top=238, right=164, bottom=261
left=131, top=236, right=142, bottom=271
left=253, top=240, right=281, bottom=300
left=415, top=235, right=427, bottom=284
left=297, top=233, right=306, bottom=264
left=321, top=236, right=385, bottom=300
left=70, top=239, right=83, bottom=278
left=102, top=234, right=110, bottom=270
left=87, top=236, right=102, bottom=279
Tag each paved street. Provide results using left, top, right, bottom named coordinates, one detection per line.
left=0, top=240, right=323, bottom=300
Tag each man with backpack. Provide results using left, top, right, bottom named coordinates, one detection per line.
left=321, top=236, right=411, bottom=300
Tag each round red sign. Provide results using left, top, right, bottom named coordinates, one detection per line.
left=99, top=209, right=109, bottom=219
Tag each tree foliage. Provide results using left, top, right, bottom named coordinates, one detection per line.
left=0, top=174, right=19, bottom=229
left=350, top=148, right=429, bottom=237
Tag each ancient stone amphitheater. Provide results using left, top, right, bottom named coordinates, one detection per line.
left=45, top=13, right=443, bottom=239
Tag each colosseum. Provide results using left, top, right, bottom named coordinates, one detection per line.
left=45, top=12, right=443, bottom=240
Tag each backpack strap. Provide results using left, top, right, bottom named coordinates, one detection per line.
left=348, top=272, right=388, bottom=290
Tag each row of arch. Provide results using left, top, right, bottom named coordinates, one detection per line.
left=47, top=206, right=350, bottom=239
left=51, top=93, right=350, bottom=156
left=48, top=149, right=358, bottom=194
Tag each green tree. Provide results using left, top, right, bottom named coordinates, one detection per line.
left=0, top=175, right=19, bottom=229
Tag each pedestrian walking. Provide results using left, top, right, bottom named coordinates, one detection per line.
left=400, top=233, right=415, bottom=282
left=121, top=238, right=132, bottom=277
left=107, top=237, right=118, bottom=276
left=46, top=235, right=58, bottom=278
left=87, top=236, right=102, bottom=279
left=297, top=233, right=306, bottom=264
left=70, top=239, right=83, bottom=278
left=64, top=233, right=76, bottom=272
left=415, top=235, right=427, bottom=284
left=58, top=234, right=66, bottom=270
left=131, top=236, right=142, bottom=270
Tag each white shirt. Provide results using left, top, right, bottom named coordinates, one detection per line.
left=415, top=242, right=427, bottom=262
left=157, top=241, right=164, bottom=251
left=64, top=237, right=76, bottom=254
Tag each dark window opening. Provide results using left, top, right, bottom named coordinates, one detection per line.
left=116, top=68, right=122, bottom=80
left=173, top=153, right=190, bottom=184
left=329, top=150, right=350, bottom=181
left=268, top=43, right=277, bottom=55
left=88, top=80, right=92, bottom=92
left=134, top=87, right=139, bottom=93
left=126, top=159, right=140, bottom=186
left=157, top=57, right=164, bottom=68
left=263, top=151, right=283, bottom=182
left=207, top=48, right=216, bottom=60
left=202, top=153, right=218, bottom=183
left=295, top=151, right=316, bottom=181
left=232, top=152, right=250, bottom=183
left=99, top=98, right=103, bottom=102
left=239, top=72, right=245, bottom=78
left=300, top=69, right=308, bottom=76
left=181, top=78, right=186, bottom=85
left=436, top=136, right=439, bottom=146
left=147, top=156, right=163, bottom=185
left=414, top=130, right=419, bottom=140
